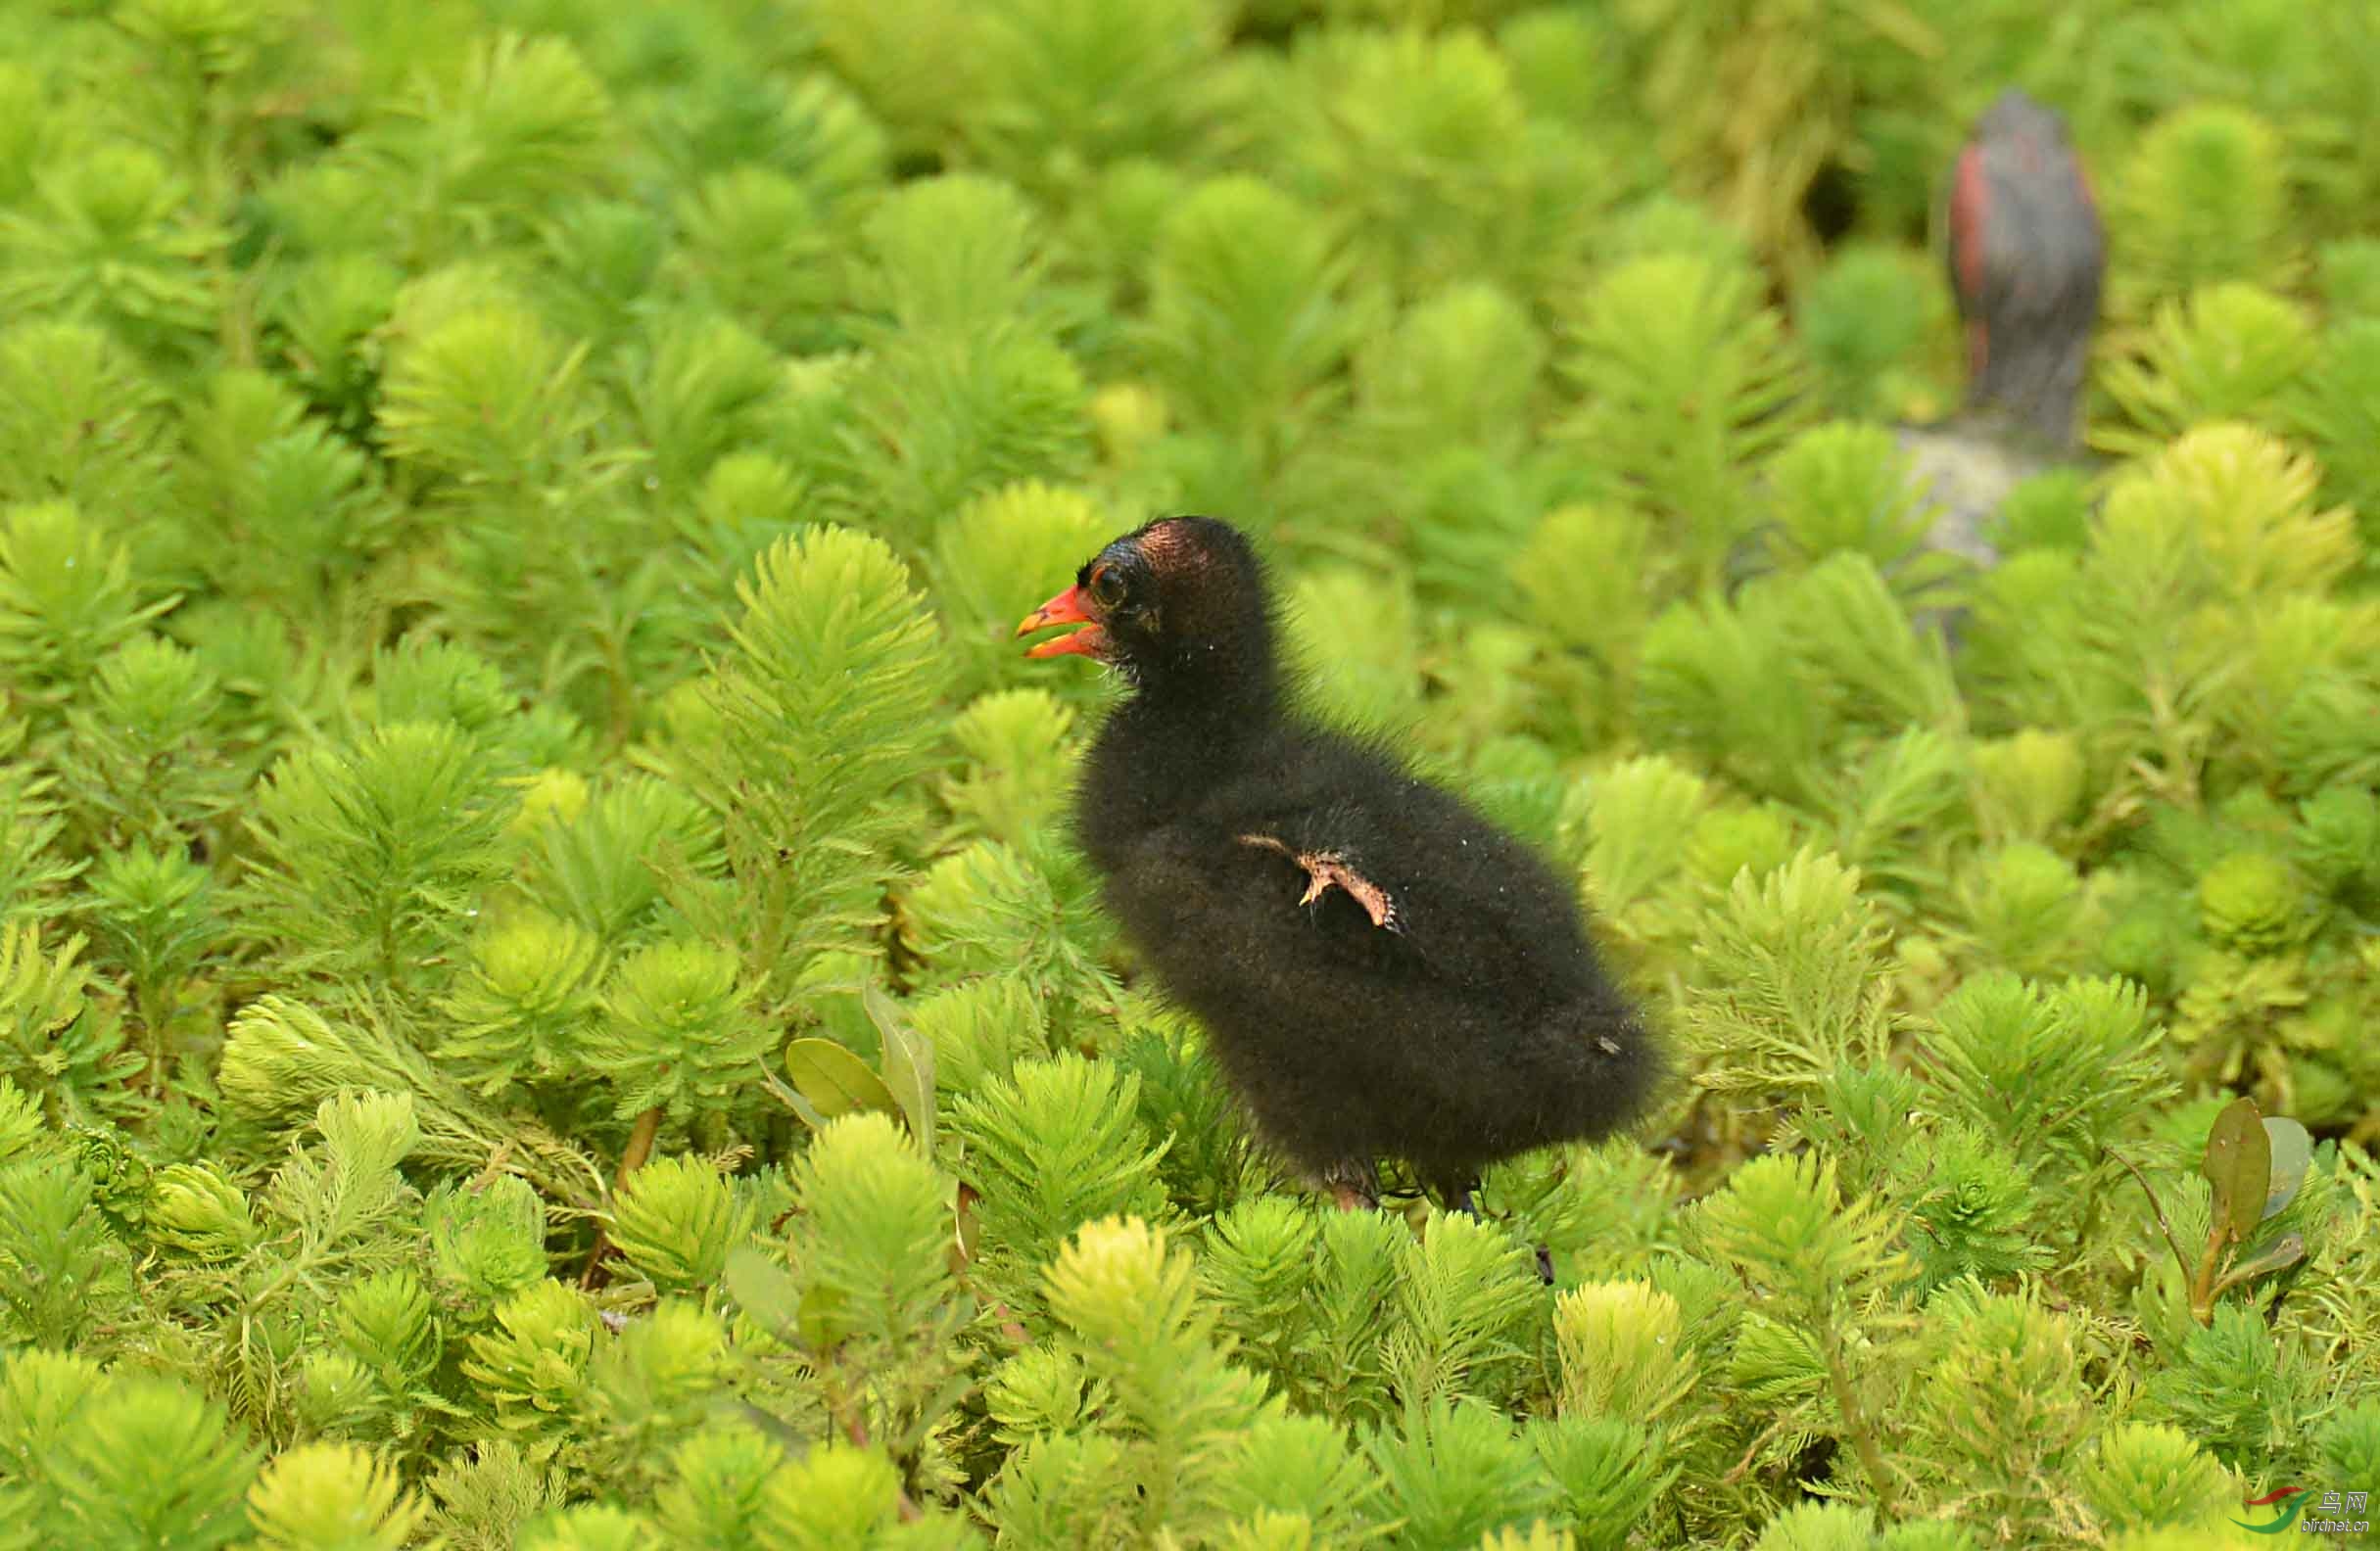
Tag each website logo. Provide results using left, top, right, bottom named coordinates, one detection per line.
left=2233, top=1487, right=2307, bottom=1534
left=2239, top=1486, right=2375, bottom=1537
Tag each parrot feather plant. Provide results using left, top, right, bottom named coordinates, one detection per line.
left=0, top=1, right=2373, bottom=1547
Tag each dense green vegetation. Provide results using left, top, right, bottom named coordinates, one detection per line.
left=2, top=0, right=2379, bottom=1546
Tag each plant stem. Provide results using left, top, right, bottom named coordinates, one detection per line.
left=579, top=1104, right=664, bottom=1288
left=819, top=1356, right=922, bottom=1522
left=617, top=1104, right=663, bottom=1181
left=135, top=981, right=167, bottom=1099
left=2189, top=1223, right=2227, bottom=1325
left=1821, top=1321, right=1899, bottom=1519
left=2109, top=1148, right=2196, bottom=1285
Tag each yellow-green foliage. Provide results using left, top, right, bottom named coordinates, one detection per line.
left=0, top=2, right=2373, bottom=1548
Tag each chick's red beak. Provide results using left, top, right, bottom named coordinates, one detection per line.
left=1016, top=584, right=1113, bottom=661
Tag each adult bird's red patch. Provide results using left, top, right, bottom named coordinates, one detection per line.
left=1951, top=143, right=1993, bottom=377
left=1951, top=143, right=1991, bottom=306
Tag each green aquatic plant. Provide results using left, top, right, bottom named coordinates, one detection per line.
left=0, top=2, right=2369, bottom=1545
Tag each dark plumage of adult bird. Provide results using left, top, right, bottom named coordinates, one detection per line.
left=1017, top=516, right=1663, bottom=1211
left=1905, top=86, right=2106, bottom=567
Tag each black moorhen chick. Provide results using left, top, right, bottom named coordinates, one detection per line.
left=1904, top=86, right=2105, bottom=567
left=1018, top=517, right=1663, bottom=1211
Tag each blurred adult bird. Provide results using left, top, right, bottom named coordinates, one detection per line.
left=1905, top=86, right=2106, bottom=566
left=1018, top=516, right=1663, bottom=1211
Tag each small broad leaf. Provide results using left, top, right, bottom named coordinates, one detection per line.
left=757, top=1065, right=830, bottom=1128
left=2202, top=1097, right=2269, bottom=1243
left=796, top=1282, right=848, bottom=1350
left=2214, top=1231, right=2306, bottom=1292
left=724, top=1246, right=800, bottom=1333
left=2261, top=1116, right=2312, bottom=1220
left=783, top=1038, right=899, bottom=1123
left=950, top=1181, right=980, bottom=1274
left=863, top=983, right=936, bottom=1152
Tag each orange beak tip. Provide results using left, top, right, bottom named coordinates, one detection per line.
left=1015, top=584, right=1089, bottom=632
left=1023, top=623, right=1111, bottom=661
left=1015, top=583, right=1107, bottom=660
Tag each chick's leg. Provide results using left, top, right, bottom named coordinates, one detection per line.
left=1236, top=834, right=1402, bottom=932
left=1429, top=1172, right=1554, bottom=1285
left=1319, top=1156, right=1380, bottom=1212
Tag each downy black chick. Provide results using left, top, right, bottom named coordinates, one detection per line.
left=1018, top=516, right=1663, bottom=1209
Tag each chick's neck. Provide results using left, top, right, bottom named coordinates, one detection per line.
left=1101, top=619, right=1284, bottom=797
left=1122, top=629, right=1281, bottom=723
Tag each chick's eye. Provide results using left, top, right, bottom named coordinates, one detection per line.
left=1087, top=569, right=1125, bottom=609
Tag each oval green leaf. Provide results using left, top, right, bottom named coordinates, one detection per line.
left=2261, top=1116, right=2313, bottom=1220
left=2202, top=1097, right=2269, bottom=1243
left=949, top=1182, right=981, bottom=1274
left=784, top=1038, right=899, bottom=1123
left=2215, top=1231, right=2306, bottom=1292
left=724, top=1246, right=800, bottom=1333
left=796, top=1282, right=850, bottom=1350
left=863, top=983, right=937, bottom=1152
left=756, top=1065, right=828, bottom=1128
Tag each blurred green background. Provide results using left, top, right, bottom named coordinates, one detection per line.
left=2, top=2, right=2379, bottom=1548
